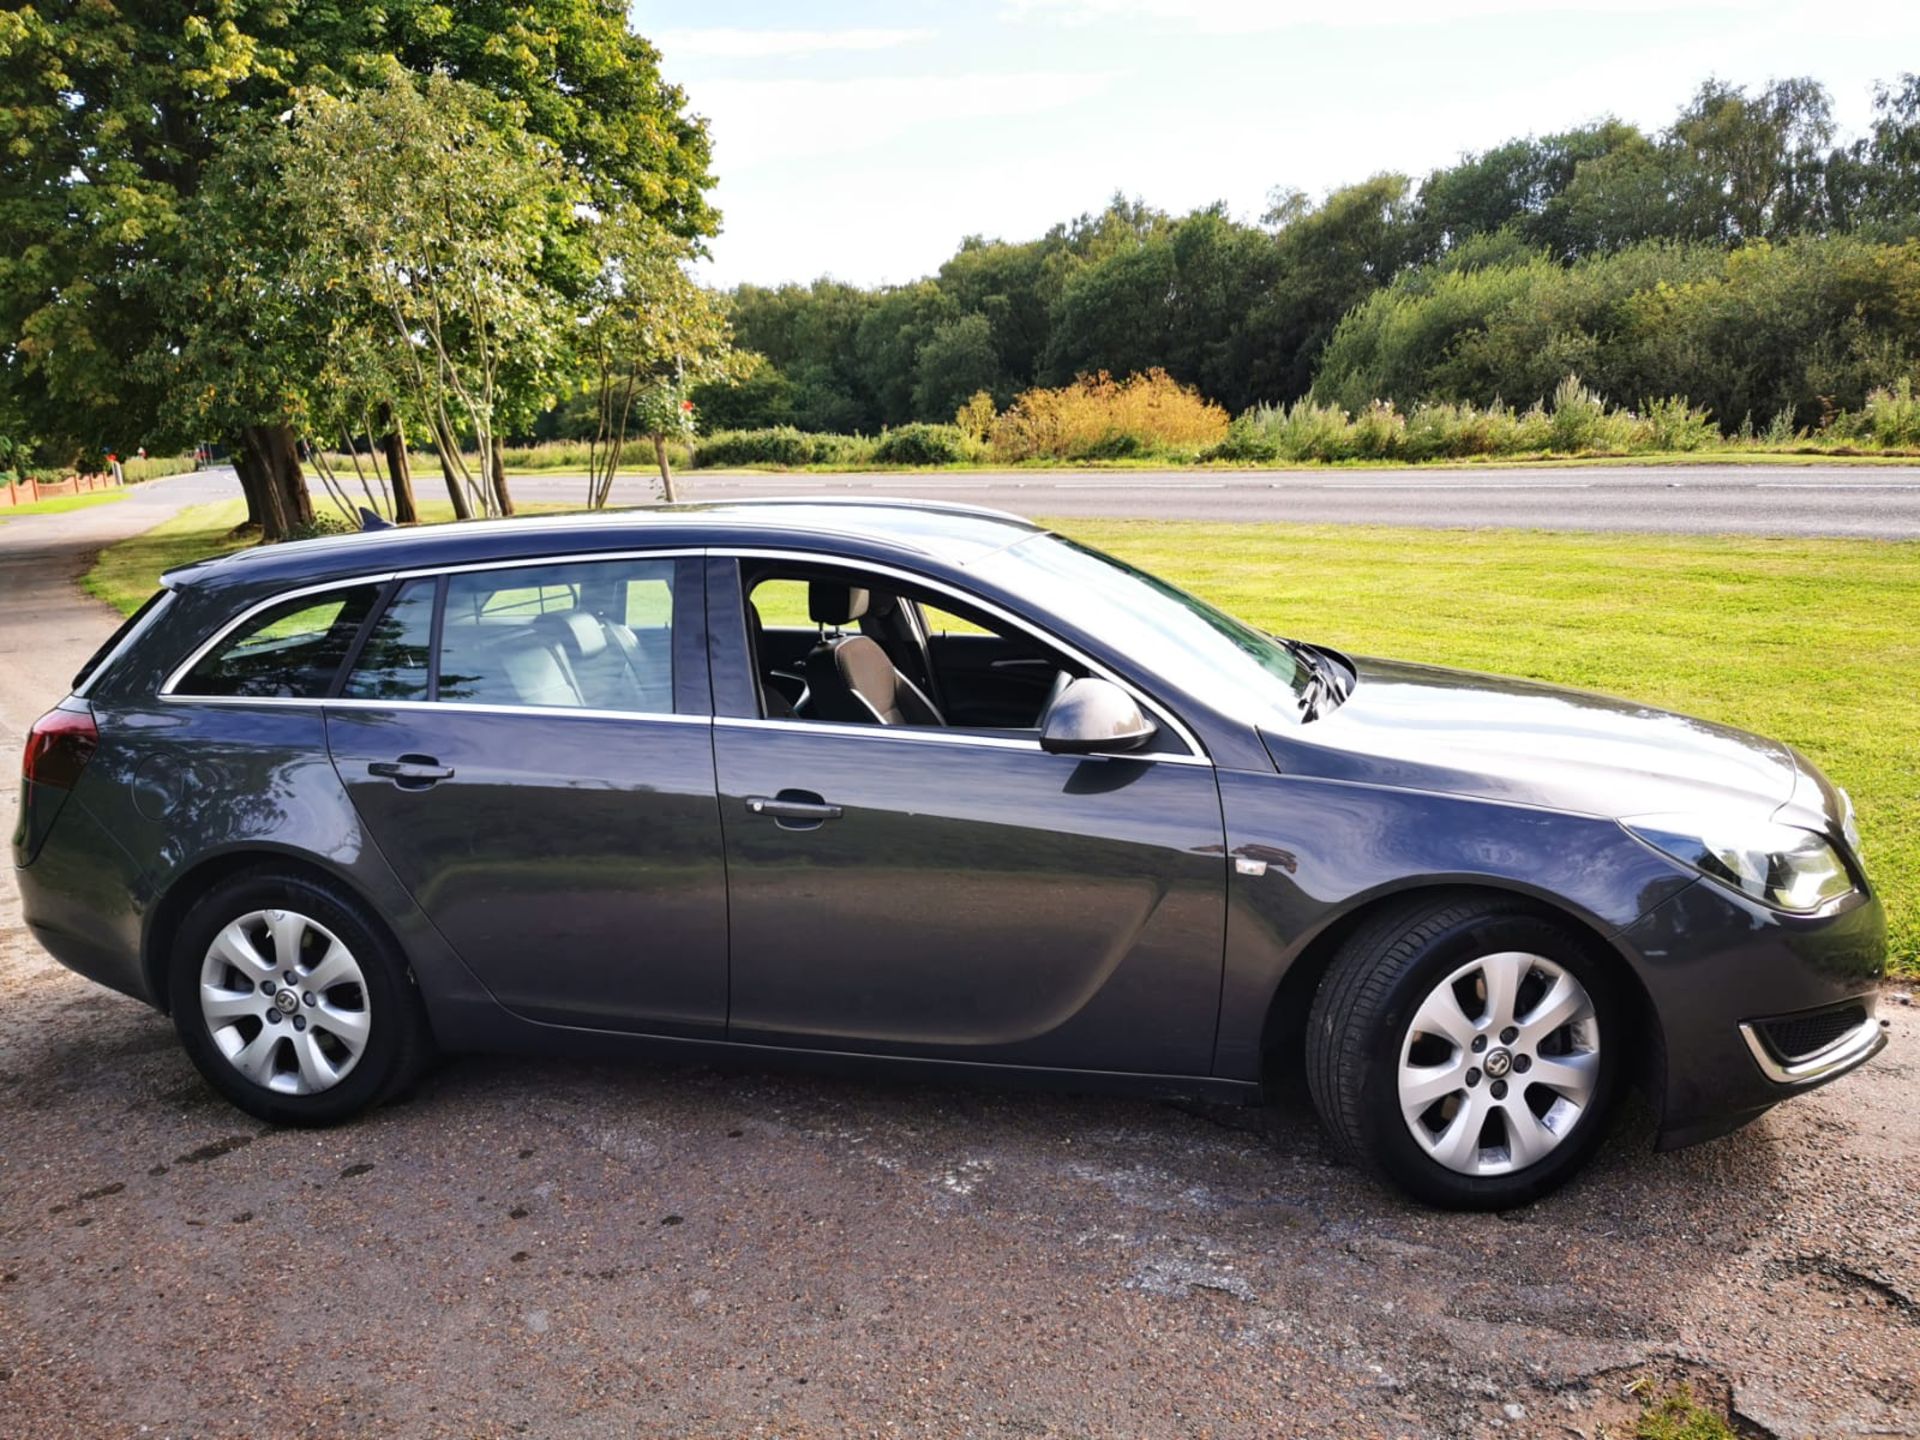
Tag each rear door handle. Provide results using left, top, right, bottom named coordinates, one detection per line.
left=745, top=792, right=842, bottom=828
left=369, top=755, right=454, bottom=789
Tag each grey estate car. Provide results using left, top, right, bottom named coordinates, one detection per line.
left=14, top=500, right=1887, bottom=1209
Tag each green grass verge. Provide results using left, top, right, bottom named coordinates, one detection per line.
left=86, top=505, right=1919, bottom=976
left=0, top=488, right=129, bottom=520
left=1052, top=519, right=1920, bottom=978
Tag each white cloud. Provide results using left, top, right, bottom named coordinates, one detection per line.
left=696, top=70, right=1121, bottom=168
left=657, top=27, right=934, bottom=60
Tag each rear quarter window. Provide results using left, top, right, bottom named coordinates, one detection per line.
left=174, top=586, right=381, bottom=699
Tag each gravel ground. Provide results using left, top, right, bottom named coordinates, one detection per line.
left=2, top=493, right=1916, bottom=1440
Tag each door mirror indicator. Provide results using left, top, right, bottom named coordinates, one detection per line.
left=1039, top=678, right=1157, bottom=755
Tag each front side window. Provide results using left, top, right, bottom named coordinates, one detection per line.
left=175, top=586, right=380, bottom=699
left=438, top=558, right=678, bottom=713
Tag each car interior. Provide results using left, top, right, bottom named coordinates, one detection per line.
left=742, top=566, right=1081, bottom=733
left=437, top=570, right=675, bottom=713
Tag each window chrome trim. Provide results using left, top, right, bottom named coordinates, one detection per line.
left=73, top=588, right=179, bottom=698
left=712, top=713, right=1207, bottom=764
left=1738, top=1013, right=1886, bottom=1086
left=717, top=545, right=1210, bottom=763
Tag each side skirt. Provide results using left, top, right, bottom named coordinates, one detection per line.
left=429, top=997, right=1264, bottom=1106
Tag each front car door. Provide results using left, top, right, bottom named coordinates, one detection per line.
left=325, top=552, right=727, bottom=1036
left=707, top=553, right=1228, bottom=1076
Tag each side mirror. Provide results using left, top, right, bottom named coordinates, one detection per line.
left=1039, top=677, right=1157, bottom=755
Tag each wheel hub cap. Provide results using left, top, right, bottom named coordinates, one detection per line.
left=1395, top=950, right=1601, bottom=1177
left=198, top=908, right=372, bottom=1096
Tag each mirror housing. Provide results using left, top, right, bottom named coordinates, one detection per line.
left=1039, top=677, right=1157, bottom=755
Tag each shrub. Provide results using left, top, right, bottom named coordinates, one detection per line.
left=1546, top=375, right=1643, bottom=452
left=1644, top=396, right=1719, bottom=452
left=989, top=369, right=1229, bottom=462
left=806, top=432, right=878, bottom=467
left=871, top=423, right=975, bottom=466
left=1201, top=415, right=1282, bottom=463
left=954, top=390, right=996, bottom=442
left=1863, top=378, right=1920, bottom=447
left=690, top=427, right=820, bottom=468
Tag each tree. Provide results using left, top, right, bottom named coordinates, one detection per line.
left=913, top=314, right=1003, bottom=420
left=580, top=214, right=734, bottom=506
left=0, top=2, right=714, bottom=528
left=272, top=68, right=581, bottom=520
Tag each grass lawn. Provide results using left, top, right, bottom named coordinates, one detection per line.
left=86, top=503, right=1919, bottom=975
left=0, top=488, right=129, bottom=520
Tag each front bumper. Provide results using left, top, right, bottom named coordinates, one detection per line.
left=1738, top=1003, right=1887, bottom=1086
left=1617, top=877, right=1888, bottom=1151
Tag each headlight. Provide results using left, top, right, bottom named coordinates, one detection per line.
left=1624, top=814, right=1855, bottom=913
left=1838, top=787, right=1864, bottom=861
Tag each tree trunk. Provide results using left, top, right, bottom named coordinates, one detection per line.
left=231, top=437, right=268, bottom=533
left=489, top=435, right=515, bottom=516
left=653, top=434, right=677, bottom=503
left=238, top=424, right=310, bottom=541
left=430, top=415, right=475, bottom=520
left=378, top=404, right=419, bottom=523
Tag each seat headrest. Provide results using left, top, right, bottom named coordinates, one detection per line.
left=534, top=609, right=607, bottom=660
left=809, top=581, right=870, bottom=626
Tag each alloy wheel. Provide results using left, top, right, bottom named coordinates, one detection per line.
left=198, top=908, right=372, bottom=1095
left=1396, top=950, right=1600, bottom=1176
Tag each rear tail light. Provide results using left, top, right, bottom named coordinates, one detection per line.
left=23, top=706, right=99, bottom=790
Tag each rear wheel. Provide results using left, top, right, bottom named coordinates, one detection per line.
left=1305, top=894, right=1621, bottom=1210
left=169, top=869, right=433, bottom=1125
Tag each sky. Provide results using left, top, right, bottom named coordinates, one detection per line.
left=631, top=0, right=1920, bottom=290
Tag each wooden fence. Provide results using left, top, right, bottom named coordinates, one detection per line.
left=0, top=471, right=121, bottom=509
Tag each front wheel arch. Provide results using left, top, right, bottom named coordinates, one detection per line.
left=1257, top=882, right=1664, bottom=1111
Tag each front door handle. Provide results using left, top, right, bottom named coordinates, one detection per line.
left=745, top=791, right=842, bottom=829
left=369, top=754, right=455, bottom=789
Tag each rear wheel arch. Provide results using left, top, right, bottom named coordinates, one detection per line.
left=142, top=849, right=413, bottom=1017
left=1257, top=882, right=1664, bottom=1102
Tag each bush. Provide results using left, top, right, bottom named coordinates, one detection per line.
left=121, top=454, right=197, bottom=483
left=871, top=423, right=975, bottom=466
left=1863, top=378, right=1920, bottom=447
left=690, top=427, right=821, bottom=468
left=1644, top=396, right=1719, bottom=451
left=806, top=432, right=878, bottom=466
left=989, top=369, right=1229, bottom=462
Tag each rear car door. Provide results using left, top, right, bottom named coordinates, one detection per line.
left=324, top=553, right=727, bottom=1035
left=709, top=554, right=1228, bottom=1076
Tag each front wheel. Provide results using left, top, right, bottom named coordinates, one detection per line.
left=169, top=869, right=433, bottom=1125
left=1305, top=894, right=1622, bottom=1210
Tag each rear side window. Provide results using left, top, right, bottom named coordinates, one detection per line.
left=175, top=586, right=380, bottom=699
left=340, top=580, right=438, bottom=701
left=438, top=558, right=679, bottom=713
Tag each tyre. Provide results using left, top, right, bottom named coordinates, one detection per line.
left=169, top=868, right=434, bottom=1125
left=1305, top=893, right=1621, bottom=1210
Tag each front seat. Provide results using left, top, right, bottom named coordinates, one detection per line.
left=804, top=582, right=944, bottom=726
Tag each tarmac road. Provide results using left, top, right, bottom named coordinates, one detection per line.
left=520, top=463, right=1920, bottom=539
left=1, top=475, right=1917, bottom=1438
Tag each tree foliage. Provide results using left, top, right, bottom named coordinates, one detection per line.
left=697, top=74, right=1920, bottom=436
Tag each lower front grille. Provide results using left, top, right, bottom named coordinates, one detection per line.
left=1757, top=1003, right=1869, bottom=1063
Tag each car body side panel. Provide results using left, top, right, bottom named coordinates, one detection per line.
left=714, top=724, right=1228, bottom=1072
left=327, top=707, right=730, bottom=1036
left=1212, top=767, right=1700, bottom=1080
left=54, top=699, right=499, bottom=1026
